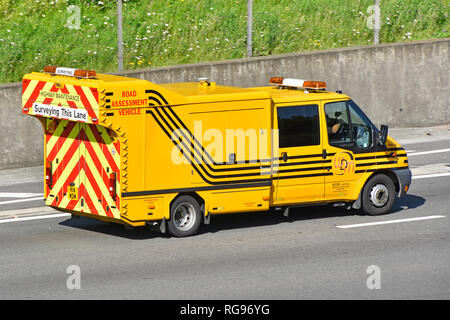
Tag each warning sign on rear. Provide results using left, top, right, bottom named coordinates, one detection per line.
left=32, top=103, right=88, bottom=122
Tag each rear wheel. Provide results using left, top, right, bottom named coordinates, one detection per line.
left=361, top=174, right=396, bottom=216
left=167, top=195, right=202, bottom=237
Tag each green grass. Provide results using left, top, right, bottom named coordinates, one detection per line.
left=0, top=0, right=448, bottom=83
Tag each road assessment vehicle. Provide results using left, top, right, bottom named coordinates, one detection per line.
left=22, top=66, right=412, bottom=237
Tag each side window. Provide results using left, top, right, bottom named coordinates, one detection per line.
left=325, top=100, right=373, bottom=150
left=348, top=101, right=372, bottom=148
left=324, top=101, right=352, bottom=145
left=277, top=105, right=320, bottom=148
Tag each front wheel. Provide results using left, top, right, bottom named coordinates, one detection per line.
left=167, top=195, right=202, bottom=237
left=361, top=174, right=396, bottom=216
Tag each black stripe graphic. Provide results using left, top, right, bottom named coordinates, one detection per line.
left=146, top=90, right=169, bottom=104
left=150, top=91, right=339, bottom=167
left=278, top=159, right=331, bottom=167
left=123, top=165, right=408, bottom=198
left=146, top=92, right=332, bottom=179
left=152, top=107, right=265, bottom=179
left=146, top=109, right=273, bottom=185
left=278, top=166, right=331, bottom=174
left=144, top=90, right=407, bottom=187
left=148, top=96, right=164, bottom=106
left=356, top=161, right=397, bottom=167
left=146, top=107, right=333, bottom=184
left=278, top=172, right=333, bottom=180
left=355, top=153, right=407, bottom=161
left=355, top=165, right=409, bottom=174
left=167, top=105, right=273, bottom=166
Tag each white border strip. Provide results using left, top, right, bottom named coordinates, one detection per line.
left=0, top=213, right=71, bottom=224
left=336, top=215, right=445, bottom=229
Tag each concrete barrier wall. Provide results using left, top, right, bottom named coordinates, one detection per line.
left=0, top=83, right=45, bottom=169
left=0, top=38, right=448, bottom=169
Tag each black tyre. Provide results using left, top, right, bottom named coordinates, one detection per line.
left=167, top=195, right=202, bottom=237
left=361, top=174, right=396, bottom=216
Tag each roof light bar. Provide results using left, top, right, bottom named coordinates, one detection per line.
left=44, top=65, right=96, bottom=79
left=269, top=77, right=326, bottom=90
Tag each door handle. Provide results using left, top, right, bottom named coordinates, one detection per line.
left=322, top=149, right=327, bottom=159
left=281, top=152, right=288, bottom=162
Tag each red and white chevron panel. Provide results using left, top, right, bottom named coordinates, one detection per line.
left=22, top=79, right=99, bottom=124
left=45, top=120, right=121, bottom=219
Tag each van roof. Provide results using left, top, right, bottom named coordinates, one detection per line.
left=159, top=82, right=349, bottom=104
left=25, top=72, right=349, bottom=104
left=25, top=72, right=150, bottom=87
left=159, top=82, right=271, bottom=103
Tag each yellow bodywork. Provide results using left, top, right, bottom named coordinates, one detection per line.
left=22, top=72, right=409, bottom=227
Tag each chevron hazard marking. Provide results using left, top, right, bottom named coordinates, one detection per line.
left=45, top=120, right=120, bottom=219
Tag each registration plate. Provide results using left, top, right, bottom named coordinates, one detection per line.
left=67, top=186, right=78, bottom=201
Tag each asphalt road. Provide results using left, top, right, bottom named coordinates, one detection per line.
left=0, top=137, right=449, bottom=299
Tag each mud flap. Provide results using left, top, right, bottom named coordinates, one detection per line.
left=352, top=190, right=363, bottom=210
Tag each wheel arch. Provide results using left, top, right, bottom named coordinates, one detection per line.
left=352, top=169, right=400, bottom=209
left=372, top=169, right=400, bottom=193
left=169, top=192, right=206, bottom=218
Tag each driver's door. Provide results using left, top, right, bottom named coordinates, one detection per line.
left=323, top=100, right=374, bottom=201
left=272, top=103, right=325, bottom=205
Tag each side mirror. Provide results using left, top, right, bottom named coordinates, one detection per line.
left=379, top=125, right=388, bottom=146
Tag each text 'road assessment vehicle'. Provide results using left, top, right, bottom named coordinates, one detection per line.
left=22, top=66, right=411, bottom=237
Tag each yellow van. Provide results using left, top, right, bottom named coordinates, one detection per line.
left=22, top=67, right=411, bottom=237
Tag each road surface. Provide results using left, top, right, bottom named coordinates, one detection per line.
left=0, top=129, right=449, bottom=299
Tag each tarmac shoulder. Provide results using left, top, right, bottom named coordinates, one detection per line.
left=390, top=124, right=450, bottom=145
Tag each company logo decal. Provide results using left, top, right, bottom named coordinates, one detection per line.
left=332, top=151, right=355, bottom=175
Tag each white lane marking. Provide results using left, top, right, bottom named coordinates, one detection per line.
left=0, top=206, right=55, bottom=217
left=336, top=215, right=445, bottom=229
left=408, top=148, right=450, bottom=156
left=412, top=172, right=450, bottom=179
left=0, top=192, right=43, bottom=198
left=0, top=213, right=71, bottom=224
left=0, top=197, right=44, bottom=205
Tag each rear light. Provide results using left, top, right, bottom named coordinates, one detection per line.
left=47, top=119, right=57, bottom=134
left=44, top=65, right=96, bottom=79
left=46, top=160, right=53, bottom=188
left=109, top=173, right=116, bottom=200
